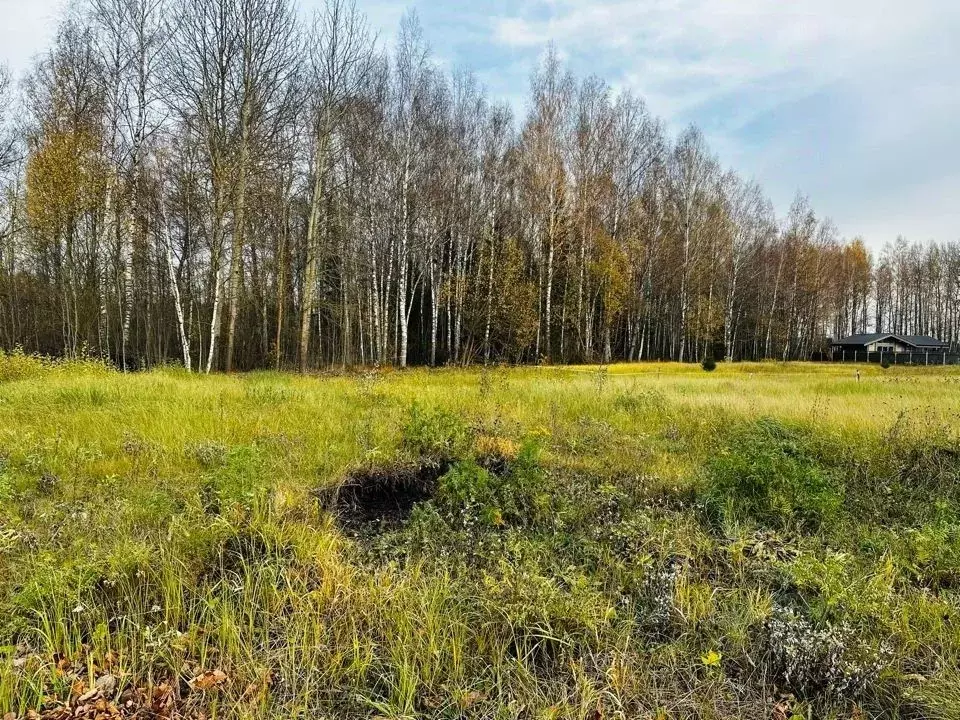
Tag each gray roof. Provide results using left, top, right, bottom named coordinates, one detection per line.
left=832, top=333, right=948, bottom=348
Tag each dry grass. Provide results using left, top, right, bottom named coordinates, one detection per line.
left=1, top=355, right=959, bottom=719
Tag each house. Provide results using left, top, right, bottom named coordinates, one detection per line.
left=831, top=333, right=949, bottom=356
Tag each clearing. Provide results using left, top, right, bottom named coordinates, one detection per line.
left=1, top=357, right=959, bottom=719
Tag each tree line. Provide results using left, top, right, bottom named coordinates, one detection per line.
left=0, top=0, right=957, bottom=371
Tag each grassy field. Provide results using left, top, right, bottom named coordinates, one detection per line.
left=1, top=354, right=959, bottom=719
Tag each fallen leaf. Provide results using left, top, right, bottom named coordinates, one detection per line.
left=150, top=683, right=175, bottom=717
left=77, top=687, right=101, bottom=704
left=102, top=651, right=118, bottom=670
left=773, top=699, right=790, bottom=720
left=192, top=669, right=229, bottom=691
left=459, top=691, right=486, bottom=709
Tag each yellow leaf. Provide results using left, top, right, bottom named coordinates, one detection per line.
left=700, top=649, right=722, bottom=667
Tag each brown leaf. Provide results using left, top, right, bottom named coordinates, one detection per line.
left=773, top=699, right=791, bottom=720
left=459, top=691, right=486, bottom=710
left=150, top=683, right=175, bottom=717
left=192, top=670, right=229, bottom=691
left=77, top=688, right=101, bottom=704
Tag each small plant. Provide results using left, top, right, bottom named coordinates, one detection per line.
left=434, top=439, right=547, bottom=529
left=613, top=388, right=666, bottom=414
left=704, top=419, right=841, bottom=530
left=762, top=604, right=889, bottom=700
left=244, top=381, right=297, bottom=406
left=357, top=369, right=385, bottom=400
left=701, top=356, right=717, bottom=372
left=188, top=441, right=228, bottom=468
left=199, top=445, right=267, bottom=517
left=401, top=403, right=470, bottom=461
left=593, top=365, right=610, bottom=393
left=638, top=558, right=683, bottom=634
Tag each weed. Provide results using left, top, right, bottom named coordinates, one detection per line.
left=762, top=603, right=890, bottom=700
left=704, top=418, right=842, bottom=530
left=401, top=403, right=471, bottom=461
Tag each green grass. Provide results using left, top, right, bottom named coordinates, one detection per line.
left=1, top=353, right=960, bottom=718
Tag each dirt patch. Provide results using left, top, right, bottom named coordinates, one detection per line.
left=319, top=462, right=451, bottom=533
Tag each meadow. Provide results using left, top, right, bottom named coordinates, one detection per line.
left=1, top=353, right=959, bottom=719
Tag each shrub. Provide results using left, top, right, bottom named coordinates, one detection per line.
left=704, top=419, right=841, bottom=530
left=435, top=460, right=499, bottom=528
left=435, top=440, right=547, bottom=529
left=762, top=604, right=889, bottom=700
left=401, top=403, right=470, bottom=461
left=0, top=349, right=47, bottom=382
left=701, top=356, right=717, bottom=372
left=880, top=359, right=891, bottom=369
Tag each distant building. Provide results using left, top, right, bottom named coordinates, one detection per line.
left=831, top=333, right=949, bottom=358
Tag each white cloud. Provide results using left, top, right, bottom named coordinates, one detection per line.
left=493, top=0, right=947, bottom=120
left=490, top=0, right=960, bottom=245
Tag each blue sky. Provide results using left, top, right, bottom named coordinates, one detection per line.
left=2, top=0, right=958, bottom=248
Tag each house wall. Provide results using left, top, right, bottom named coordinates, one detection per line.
left=831, top=348, right=958, bottom=365
left=866, top=341, right=909, bottom=353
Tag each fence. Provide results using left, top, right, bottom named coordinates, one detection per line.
left=833, top=350, right=960, bottom=365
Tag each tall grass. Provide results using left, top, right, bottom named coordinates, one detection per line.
left=0, top=360, right=958, bottom=718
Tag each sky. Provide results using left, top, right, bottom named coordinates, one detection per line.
left=1, top=0, right=958, bottom=249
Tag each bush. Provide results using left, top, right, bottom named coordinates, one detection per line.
left=0, top=348, right=47, bottom=382
left=401, top=403, right=471, bottom=461
left=435, top=440, right=547, bottom=529
left=704, top=419, right=841, bottom=530
left=435, top=460, right=500, bottom=528
left=880, top=359, right=891, bottom=369
left=762, top=604, right=888, bottom=699
left=701, top=356, right=717, bottom=372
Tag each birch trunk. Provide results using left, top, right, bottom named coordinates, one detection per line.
left=162, top=208, right=192, bottom=371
